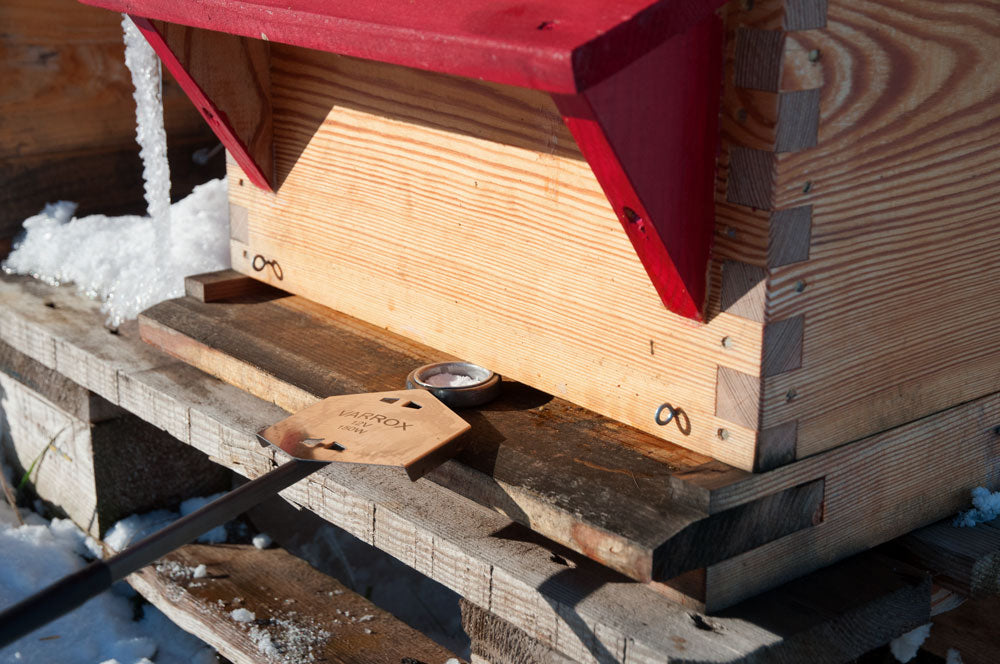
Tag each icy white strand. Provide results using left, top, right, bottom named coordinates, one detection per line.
left=122, top=15, right=172, bottom=230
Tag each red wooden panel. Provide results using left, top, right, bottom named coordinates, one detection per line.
left=555, top=13, right=724, bottom=319
left=131, top=16, right=273, bottom=190
left=83, top=0, right=722, bottom=93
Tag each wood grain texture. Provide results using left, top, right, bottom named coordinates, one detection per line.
left=705, top=392, right=1000, bottom=609
left=142, top=19, right=274, bottom=189
left=761, top=315, right=803, bottom=377
left=0, top=370, right=228, bottom=537
left=184, top=269, right=281, bottom=302
left=726, top=146, right=776, bottom=208
left=469, top=550, right=930, bottom=664
left=890, top=518, right=1000, bottom=597
left=0, top=0, right=215, bottom=234
left=734, top=28, right=785, bottom=91
left=767, top=205, right=812, bottom=267
left=134, top=292, right=829, bottom=586
left=756, top=420, right=797, bottom=471
left=127, top=543, right=458, bottom=664
left=716, top=366, right=761, bottom=430
left=775, top=88, right=820, bottom=152
left=227, top=45, right=764, bottom=469
left=760, top=0, right=1000, bottom=459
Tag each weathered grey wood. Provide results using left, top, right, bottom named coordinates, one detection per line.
left=0, top=371, right=228, bottom=537
left=127, top=543, right=458, bottom=664
left=889, top=518, right=1000, bottom=597
left=464, top=552, right=930, bottom=664
left=0, top=339, right=121, bottom=422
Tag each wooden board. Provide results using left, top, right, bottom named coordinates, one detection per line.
left=225, top=44, right=765, bottom=470
left=127, top=543, right=460, bottom=664
left=465, top=551, right=932, bottom=664
left=0, top=273, right=993, bottom=662
left=728, top=0, right=1000, bottom=460
left=0, top=0, right=217, bottom=234
left=139, top=287, right=832, bottom=588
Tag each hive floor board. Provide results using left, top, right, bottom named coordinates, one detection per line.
left=138, top=281, right=834, bottom=588
left=126, top=543, right=459, bottom=664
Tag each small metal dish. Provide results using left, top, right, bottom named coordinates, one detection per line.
left=406, top=361, right=501, bottom=408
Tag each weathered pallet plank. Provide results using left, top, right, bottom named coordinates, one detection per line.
left=464, top=551, right=931, bottom=664
left=126, top=543, right=459, bottom=664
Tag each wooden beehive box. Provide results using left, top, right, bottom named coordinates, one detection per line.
left=77, top=0, right=1000, bottom=477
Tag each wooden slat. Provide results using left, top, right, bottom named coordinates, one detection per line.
left=759, top=0, right=1000, bottom=458
left=226, top=44, right=765, bottom=469
left=0, top=362, right=229, bottom=537
left=184, top=269, right=281, bottom=302
left=127, top=543, right=459, bottom=664
left=465, top=551, right=930, bottom=664
left=136, top=291, right=828, bottom=587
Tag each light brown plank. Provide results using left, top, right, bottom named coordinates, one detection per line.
left=760, top=0, right=1000, bottom=458
left=706, top=392, right=1000, bottom=609
left=226, top=44, right=765, bottom=469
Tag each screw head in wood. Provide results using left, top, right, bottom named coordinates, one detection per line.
left=717, top=428, right=729, bottom=441
left=794, top=280, right=807, bottom=293
left=721, top=336, right=733, bottom=348
left=808, top=49, right=821, bottom=62
left=786, top=389, right=798, bottom=402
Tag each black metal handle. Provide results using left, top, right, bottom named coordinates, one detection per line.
left=0, top=459, right=321, bottom=647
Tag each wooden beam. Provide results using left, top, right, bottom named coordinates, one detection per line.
left=127, top=543, right=459, bottom=664
left=888, top=518, right=1000, bottom=597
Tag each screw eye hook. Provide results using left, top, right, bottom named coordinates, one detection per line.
left=252, top=254, right=284, bottom=280
left=655, top=403, right=677, bottom=426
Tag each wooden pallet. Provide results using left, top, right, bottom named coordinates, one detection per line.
left=3, top=273, right=999, bottom=663
left=131, top=271, right=1000, bottom=610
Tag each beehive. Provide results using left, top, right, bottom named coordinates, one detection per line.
left=78, top=0, right=1000, bottom=477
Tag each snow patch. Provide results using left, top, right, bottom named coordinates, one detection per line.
left=890, top=623, right=932, bottom=662
left=954, top=487, right=1000, bottom=527
left=193, top=564, right=208, bottom=579
left=180, top=493, right=229, bottom=544
left=230, top=608, right=256, bottom=623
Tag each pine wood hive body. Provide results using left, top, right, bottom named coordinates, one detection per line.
left=221, top=0, right=1000, bottom=472
left=67, top=0, right=995, bottom=473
